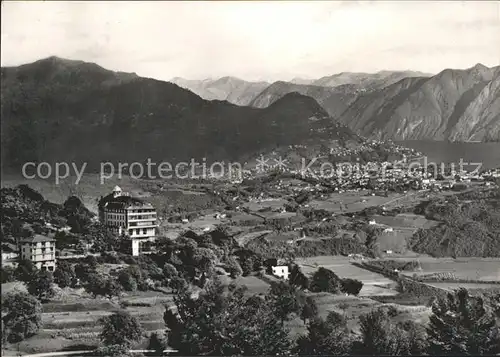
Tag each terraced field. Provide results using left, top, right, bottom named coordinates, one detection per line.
left=296, top=256, right=399, bottom=296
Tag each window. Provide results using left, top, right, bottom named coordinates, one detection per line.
left=143, top=228, right=147, bottom=234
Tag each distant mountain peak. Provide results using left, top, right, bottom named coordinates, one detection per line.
left=470, top=63, right=489, bottom=70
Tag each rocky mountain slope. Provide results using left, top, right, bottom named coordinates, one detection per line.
left=313, top=70, right=431, bottom=89
left=338, top=63, right=500, bottom=141
left=170, top=76, right=269, bottom=106
left=1, top=57, right=362, bottom=172
left=249, top=81, right=359, bottom=119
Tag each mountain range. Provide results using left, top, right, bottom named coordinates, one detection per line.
left=2, top=57, right=499, bottom=173
left=1, top=57, right=361, bottom=171
left=338, top=63, right=500, bottom=141
left=173, top=64, right=500, bottom=142
left=170, top=76, right=269, bottom=106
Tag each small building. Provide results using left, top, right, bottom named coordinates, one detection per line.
left=272, top=265, right=289, bottom=280
left=1, top=243, right=19, bottom=267
left=20, top=234, right=56, bottom=271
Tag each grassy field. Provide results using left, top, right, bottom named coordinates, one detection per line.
left=243, top=198, right=288, bottom=212
left=218, top=275, right=272, bottom=295
left=310, top=292, right=381, bottom=333
left=396, top=257, right=500, bottom=281
left=234, top=230, right=272, bottom=246
left=296, top=256, right=399, bottom=296
left=308, top=192, right=398, bottom=214
left=425, top=282, right=500, bottom=292
left=371, top=213, right=438, bottom=230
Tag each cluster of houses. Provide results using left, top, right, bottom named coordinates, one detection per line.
left=2, top=186, right=161, bottom=270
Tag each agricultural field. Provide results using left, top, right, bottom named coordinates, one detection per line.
left=370, top=213, right=438, bottom=230
left=1, top=283, right=174, bottom=355
left=396, top=257, right=500, bottom=281
left=296, top=256, right=399, bottom=296
left=218, top=274, right=273, bottom=295
left=310, top=292, right=381, bottom=332
left=425, top=282, right=500, bottom=292
left=308, top=191, right=402, bottom=214
left=243, top=198, right=288, bottom=212
left=234, top=230, right=273, bottom=246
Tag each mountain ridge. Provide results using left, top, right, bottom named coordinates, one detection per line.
left=1, top=57, right=362, bottom=172
left=337, top=64, right=500, bottom=141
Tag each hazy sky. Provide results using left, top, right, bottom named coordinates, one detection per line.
left=1, top=1, right=499, bottom=81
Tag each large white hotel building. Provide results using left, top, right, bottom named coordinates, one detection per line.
left=98, top=186, right=158, bottom=256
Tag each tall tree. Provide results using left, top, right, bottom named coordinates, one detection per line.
left=357, top=307, right=427, bottom=355
left=27, top=270, right=55, bottom=302
left=53, top=260, right=76, bottom=288
left=300, top=296, right=318, bottom=324
left=14, top=259, right=36, bottom=282
left=164, top=279, right=291, bottom=355
left=267, top=281, right=306, bottom=325
left=296, top=311, right=350, bottom=355
left=289, top=265, right=309, bottom=290
left=427, top=288, right=500, bottom=355
left=146, top=332, right=168, bottom=357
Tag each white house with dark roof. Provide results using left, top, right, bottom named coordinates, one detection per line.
left=98, top=186, right=158, bottom=256
left=20, top=234, right=56, bottom=271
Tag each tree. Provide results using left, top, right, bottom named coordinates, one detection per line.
left=357, top=307, right=426, bottom=355
left=296, top=311, right=350, bottom=355
left=309, top=267, right=342, bottom=293
left=225, top=256, right=243, bottom=278
left=267, top=281, right=306, bottom=324
left=74, top=261, right=97, bottom=283
left=162, top=263, right=178, bottom=280
left=1, top=266, right=15, bottom=283
left=87, top=223, right=120, bottom=253
left=300, top=296, right=318, bottom=323
left=341, top=278, right=363, bottom=296
left=146, top=332, right=168, bottom=356
left=14, top=259, right=36, bottom=282
left=84, top=255, right=98, bottom=269
left=118, top=269, right=138, bottom=292
left=426, top=288, right=500, bottom=355
left=98, top=310, right=143, bottom=347
left=289, top=265, right=309, bottom=290
left=397, top=320, right=427, bottom=355
left=94, top=344, right=137, bottom=357
left=164, top=279, right=291, bottom=355
left=102, top=278, right=123, bottom=299
left=84, top=274, right=122, bottom=299
left=53, top=260, right=76, bottom=288
left=169, top=276, right=188, bottom=293
left=2, top=292, right=42, bottom=343
left=27, top=270, right=55, bottom=301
